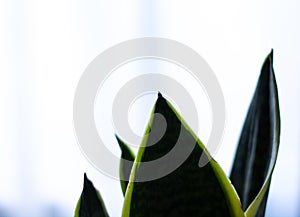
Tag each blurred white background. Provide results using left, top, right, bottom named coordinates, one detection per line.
left=0, top=0, right=300, bottom=216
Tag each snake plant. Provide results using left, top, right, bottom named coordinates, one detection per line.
left=74, top=50, right=280, bottom=217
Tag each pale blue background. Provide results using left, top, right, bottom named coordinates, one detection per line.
left=0, top=1, right=299, bottom=217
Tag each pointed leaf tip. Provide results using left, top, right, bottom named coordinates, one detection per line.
left=257, top=50, right=276, bottom=87
left=116, top=136, right=135, bottom=196
left=74, top=173, right=109, bottom=217
left=83, top=173, right=89, bottom=190
left=158, top=91, right=162, bottom=98
left=269, top=49, right=273, bottom=63
left=115, top=135, right=123, bottom=148
left=116, top=135, right=135, bottom=159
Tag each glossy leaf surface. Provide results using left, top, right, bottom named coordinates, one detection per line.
left=230, top=51, right=280, bottom=217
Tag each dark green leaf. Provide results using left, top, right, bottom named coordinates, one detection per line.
left=74, top=173, right=109, bottom=217
left=229, top=50, right=280, bottom=217
left=116, top=136, right=135, bottom=196
left=122, top=93, right=244, bottom=217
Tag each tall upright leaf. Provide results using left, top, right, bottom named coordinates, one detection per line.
left=116, top=136, right=135, bottom=196
left=74, top=173, right=109, bottom=217
left=229, top=50, right=280, bottom=217
left=122, top=93, right=244, bottom=217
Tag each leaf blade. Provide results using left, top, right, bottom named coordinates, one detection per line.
left=229, top=50, right=280, bottom=217
left=122, top=94, right=244, bottom=217
left=74, top=173, right=109, bottom=217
